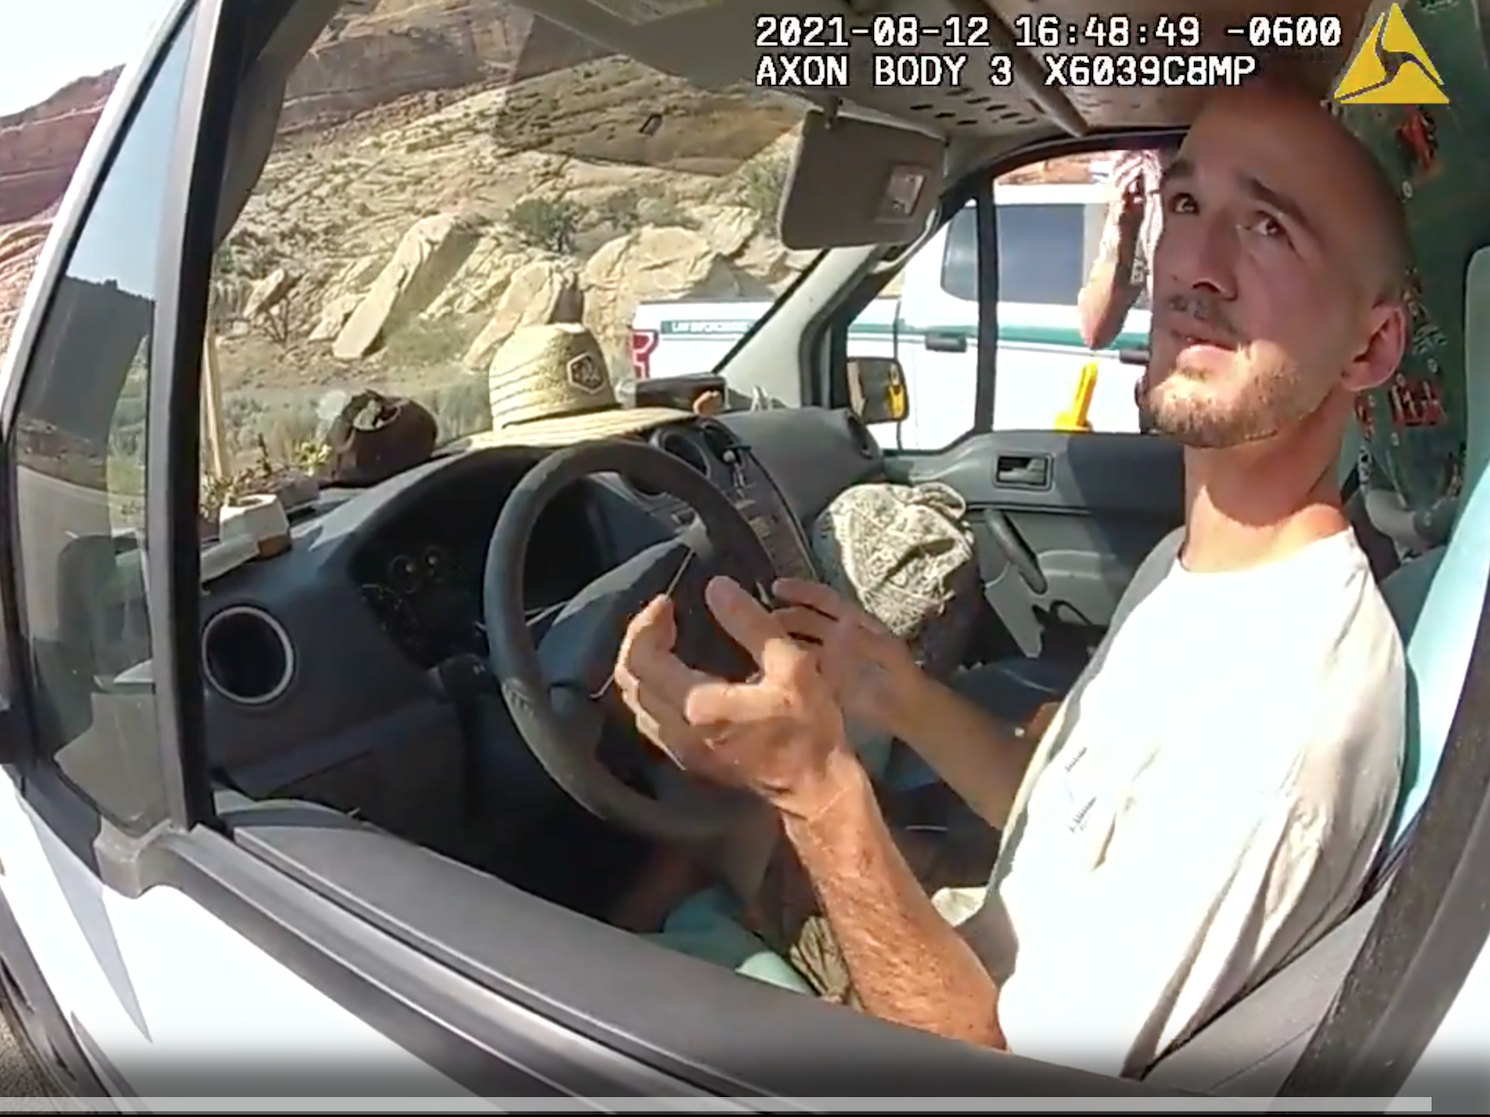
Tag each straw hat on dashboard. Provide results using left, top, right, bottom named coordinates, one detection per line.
left=462, top=323, right=694, bottom=448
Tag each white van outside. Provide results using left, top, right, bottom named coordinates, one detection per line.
left=630, top=182, right=1152, bottom=448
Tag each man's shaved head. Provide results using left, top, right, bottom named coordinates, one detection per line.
left=1140, top=75, right=1411, bottom=450
left=1209, top=74, right=1412, bottom=299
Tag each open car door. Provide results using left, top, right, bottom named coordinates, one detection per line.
left=0, top=0, right=231, bottom=1095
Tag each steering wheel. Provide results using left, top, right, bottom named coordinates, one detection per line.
left=483, top=437, right=781, bottom=842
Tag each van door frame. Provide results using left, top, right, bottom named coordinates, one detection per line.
left=0, top=0, right=230, bottom=892
left=0, top=0, right=227, bottom=1093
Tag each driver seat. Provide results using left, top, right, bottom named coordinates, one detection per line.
left=1144, top=242, right=1490, bottom=1093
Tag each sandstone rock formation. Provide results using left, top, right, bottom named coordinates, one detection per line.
left=0, top=68, right=119, bottom=226
left=0, top=69, right=120, bottom=355
left=462, top=258, right=581, bottom=371
left=280, top=0, right=605, bottom=138
left=0, top=219, right=53, bottom=346
left=332, top=213, right=482, bottom=358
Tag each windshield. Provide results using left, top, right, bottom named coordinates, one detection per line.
left=204, top=0, right=812, bottom=510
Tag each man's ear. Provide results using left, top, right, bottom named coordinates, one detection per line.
left=1343, top=301, right=1408, bottom=393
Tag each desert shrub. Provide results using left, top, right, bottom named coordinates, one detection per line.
left=199, top=434, right=326, bottom=524
left=416, top=377, right=490, bottom=442
left=381, top=317, right=467, bottom=368
left=109, top=400, right=148, bottom=461
left=638, top=195, right=698, bottom=230
left=215, top=227, right=278, bottom=279
left=597, top=189, right=643, bottom=233
left=255, top=407, right=322, bottom=463
left=507, top=196, right=584, bottom=253
left=735, top=153, right=790, bottom=221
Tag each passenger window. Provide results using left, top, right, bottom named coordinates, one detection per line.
left=938, top=201, right=1092, bottom=307
left=843, top=148, right=1156, bottom=451
left=938, top=207, right=977, bottom=302
left=4, top=6, right=198, bottom=833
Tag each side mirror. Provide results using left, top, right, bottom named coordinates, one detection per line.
left=847, top=356, right=909, bottom=425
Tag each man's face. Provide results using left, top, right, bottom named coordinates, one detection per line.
left=1141, top=88, right=1404, bottom=448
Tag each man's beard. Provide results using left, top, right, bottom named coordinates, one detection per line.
left=1138, top=353, right=1324, bottom=448
left=1139, top=291, right=1308, bottom=448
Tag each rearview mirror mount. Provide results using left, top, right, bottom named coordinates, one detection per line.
left=847, top=356, right=909, bottom=426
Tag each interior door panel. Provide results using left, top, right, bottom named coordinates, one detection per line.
left=898, top=431, right=1185, bottom=660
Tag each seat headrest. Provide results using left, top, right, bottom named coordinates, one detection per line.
left=1340, top=0, right=1490, bottom=536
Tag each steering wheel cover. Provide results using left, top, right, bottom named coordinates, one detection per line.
left=484, top=436, right=779, bottom=842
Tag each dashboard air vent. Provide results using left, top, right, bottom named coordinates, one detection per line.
left=656, top=429, right=712, bottom=477
left=202, top=605, right=295, bottom=707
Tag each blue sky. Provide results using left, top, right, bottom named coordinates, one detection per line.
left=0, top=0, right=168, bottom=117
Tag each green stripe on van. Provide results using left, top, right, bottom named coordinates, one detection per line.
left=658, top=320, right=747, bottom=335
left=657, top=318, right=1148, bottom=352
left=845, top=320, right=1151, bottom=352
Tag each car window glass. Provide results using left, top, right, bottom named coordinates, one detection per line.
left=6, top=4, right=197, bottom=833
left=201, top=0, right=813, bottom=509
left=997, top=203, right=1087, bottom=305
left=848, top=148, right=1156, bottom=450
left=937, top=202, right=1095, bottom=308
left=937, top=207, right=977, bottom=303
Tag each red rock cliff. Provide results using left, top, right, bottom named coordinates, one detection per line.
left=0, top=1, right=602, bottom=355
left=0, top=68, right=121, bottom=227
left=0, top=69, right=119, bottom=352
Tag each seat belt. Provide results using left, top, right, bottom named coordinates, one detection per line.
left=1366, top=819, right=1415, bottom=895
left=1143, top=886, right=1388, bottom=1095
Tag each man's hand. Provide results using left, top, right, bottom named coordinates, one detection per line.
left=617, top=586, right=1005, bottom=1049
left=1108, top=152, right=1150, bottom=236
left=1080, top=151, right=1153, bottom=350
left=613, top=575, right=861, bottom=820
left=770, top=578, right=924, bottom=739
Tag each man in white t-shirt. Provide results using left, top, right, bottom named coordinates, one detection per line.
left=611, top=74, right=1409, bottom=1077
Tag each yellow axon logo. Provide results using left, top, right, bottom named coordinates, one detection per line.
left=1334, top=3, right=1449, bottom=105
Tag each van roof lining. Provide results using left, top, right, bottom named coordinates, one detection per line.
left=214, top=0, right=1381, bottom=241
left=519, top=0, right=1375, bottom=138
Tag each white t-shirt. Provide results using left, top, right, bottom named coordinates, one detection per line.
left=938, top=527, right=1406, bottom=1077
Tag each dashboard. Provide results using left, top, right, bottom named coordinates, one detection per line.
left=196, top=407, right=886, bottom=799
left=608, top=420, right=821, bottom=585
left=348, top=475, right=605, bottom=668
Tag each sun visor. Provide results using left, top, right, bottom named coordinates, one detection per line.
left=778, top=109, right=945, bottom=250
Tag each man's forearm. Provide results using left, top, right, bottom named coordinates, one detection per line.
left=884, top=672, right=1037, bottom=831
left=786, top=754, right=1004, bottom=1048
left=1077, top=224, right=1141, bottom=351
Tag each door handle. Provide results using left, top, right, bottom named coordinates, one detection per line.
left=995, top=453, right=1050, bottom=489
left=924, top=330, right=967, bottom=353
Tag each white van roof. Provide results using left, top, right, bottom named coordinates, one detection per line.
left=990, top=182, right=1111, bottom=206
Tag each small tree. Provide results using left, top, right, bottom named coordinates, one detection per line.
left=736, top=153, right=790, bottom=221
left=506, top=196, right=584, bottom=254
